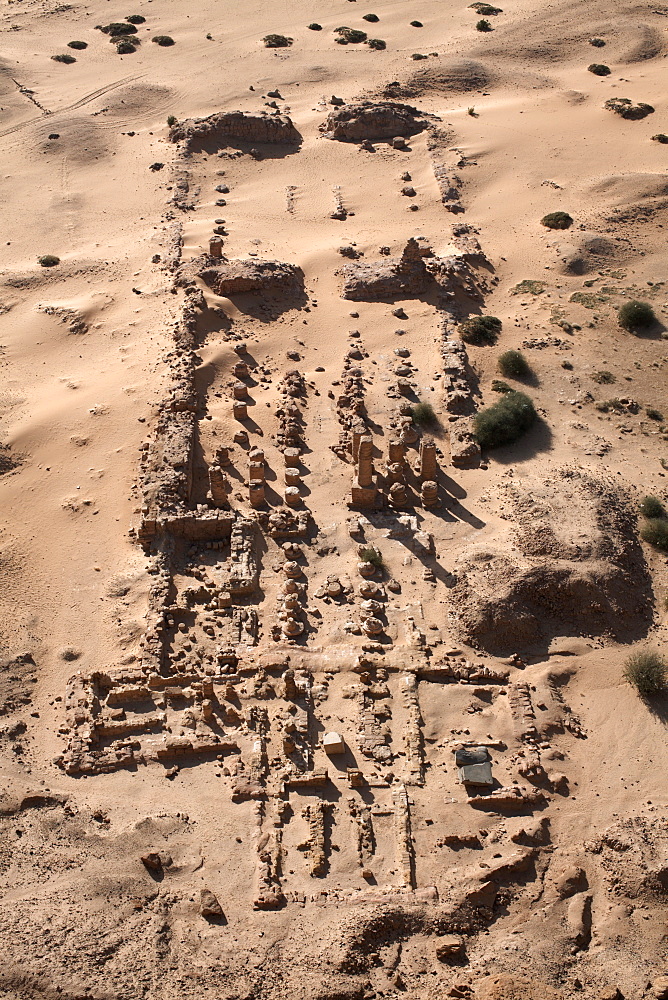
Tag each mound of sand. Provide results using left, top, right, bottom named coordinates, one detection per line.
left=451, top=470, right=652, bottom=654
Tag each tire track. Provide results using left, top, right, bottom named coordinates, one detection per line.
left=0, top=74, right=144, bottom=138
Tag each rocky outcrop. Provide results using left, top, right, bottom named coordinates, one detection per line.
left=342, top=238, right=430, bottom=301
left=321, top=101, right=433, bottom=141
left=169, top=111, right=302, bottom=152
left=195, top=257, right=304, bottom=297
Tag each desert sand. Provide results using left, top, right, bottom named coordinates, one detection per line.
left=0, top=1, right=667, bottom=998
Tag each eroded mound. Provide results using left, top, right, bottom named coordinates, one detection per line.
left=169, top=111, right=302, bottom=151
left=320, top=101, right=433, bottom=140
left=451, top=470, right=652, bottom=654
left=383, top=59, right=495, bottom=98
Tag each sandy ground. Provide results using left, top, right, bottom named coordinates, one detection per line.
left=0, top=1, right=667, bottom=998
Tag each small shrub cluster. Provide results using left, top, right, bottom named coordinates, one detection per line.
left=126, top=14, right=145, bottom=24
left=642, top=519, right=668, bottom=550
left=334, top=26, right=367, bottom=43
left=618, top=300, right=656, bottom=332
left=640, top=495, right=665, bottom=518
left=52, top=53, right=76, bottom=63
left=646, top=406, right=663, bottom=421
left=116, top=37, right=141, bottom=52
left=362, top=13, right=379, bottom=21
left=588, top=63, right=610, bottom=76
left=307, top=23, right=322, bottom=30
left=411, top=52, right=428, bottom=59
left=167, top=115, right=177, bottom=127
left=97, top=21, right=137, bottom=35
left=491, top=379, right=512, bottom=393
left=498, top=349, right=531, bottom=378
left=470, top=2, right=502, bottom=12
left=360, top=547, right=383, bottom=567
left=605, top=97, right=654, bottom=120
left=473, top=391, right=537, bottom=449
left=589, top=36, right=605, bottom=46
left=263, top=33, right=292, bottom=47
left=38, top=255, right=60, bottom=267
left=367, top=38, right=386, bottom=49
left=590, top=370, right=615, bottom=384
left=651, top=133, right=668, bottom=144
left=153, top=34, right=175, bottom=46
left=623, top=650, right=667, bottom=696
left=476, top=18, right=492, bottom=31
left=460, top=314, right=502, bottom=346
left=410, top=20, right=423, bottom=27
left=541, top=211, right=573, bottom=230
left=67, top=40, right=87, bottom=49
left=410, top=400, right=437, bottom=427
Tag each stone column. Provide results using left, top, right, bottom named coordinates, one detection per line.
left=209, top=236, right=224, bottom=258
left=249, top=480, right=265, bottom=507
left=419, top=438, right=438, bottom=481
left=357, top=436, right=374, bottom=488
left=351, top=423, right=367, bottom=462
left=209, top=466, right=231, bottom=507
left=388, top=439, right=405, bottom=464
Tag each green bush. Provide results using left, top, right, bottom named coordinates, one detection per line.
left=67, top=40, right=87, bottom=49
left=38, top=254, right=60, bottom=267
left=367, top=37, right=386, bottom=49
left=362, top=13, right=379, bottom=21
left=360, top=546, right=383, bottom=567
left=476, top=18, right=492, bottom=30
left=116, top=38, right=139, bottom=52
left=541, top=211, right=573, bottom=230
left=153, top=34, right=175, bottom=46
left=334, top=26, right=367, bottom=43
left=167, top=115, right=177, bottom=126
left=618, top=300, right=656, bottom=332
left=460, top=314, right=502, bottom=346
left=307, top=22, right=322, bottom=30
left=51, top=53, right=76, bottom=63
left=605, top=97, right=654, bottom=120
left=646, top=406, right=663, bottom=421
left=97, top=22, right=137, bottom=34
left=491, top=379, right=512, bottom=393
left=126, top=14, right=145, bottom=24
left=410, top=400, right=437, bottom=427
left=591, top=370, right=615, bottom=384
left=623, top=650, right=667, bottom=696
left=640, top=495, right=665, bottom=518
left=473, top=391, right=537, bottom=449
left=498, top=350, right=531, bottom=379
left=640, top=518, right=668, bottom=550
left=588, top=63, right=610, bottom=76
left=470, top=2, right=502, bottom=11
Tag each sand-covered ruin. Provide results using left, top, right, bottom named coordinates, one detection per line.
left=0, top=1, right=667, bottom=999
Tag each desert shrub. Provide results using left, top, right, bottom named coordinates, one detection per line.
left=410, top=20, right=423, bottom=27
left=561, top=360, right=573, bottom=370
left=52, top=53, right=76, bottom=63
left=126, top=14, right=145, bottom=24
left=641, top=518, right=668, bottom=550
left=595, top=397, right=625, bottom=414
left=97, top=21, right=137, bottom=34
left=588, top=63, right=610, bottom=76
left=153, top=34, right=175, bottom=46
left=334, top=26, right=367, bottom=43
left=467, top=106, right=478, bottom=116
left=591, top=370, right=615, bottom=384
left=411, top=52, right=428, bottom=59
left=307, top=23, right=322, bottom=30
left=476, top=18, right=492, bottom=31
left=618, top=300, right=656, bottom=332
left=362, top=13, right=379, bottom=21
left=38, top=254, right=60, bottom=267
left=623, top=650, right=667, bottom=696
left=605, top=97, right=654, bottom=120
left=67, top=40, right=87, bottom=49
left=541, top=211, right=573, bottom=230
left=360, top=547, right=383, bottom=567
left=460, top=315, right=502, bottom=346
left=589, top=37, right=605, bottom=46
left=470, top=2, right=502, bottom=11
left=367, top=38, right=386, bottom=49
left=491, top=379, right=512, bottom=393
left=473, top=391, right=537, bottom=449
left=167, top=115, right=177, bottom=126
left=116, top=38, right=139, bottom=52
left=646, top=406, right=663, bottom=421
left=640, top=495, right=665, bottom=518
left=652, top=133, right=668, bottom=143
left=410, top=400, right=437, bottom=427
left=498, top=349, right=531, bottom=378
